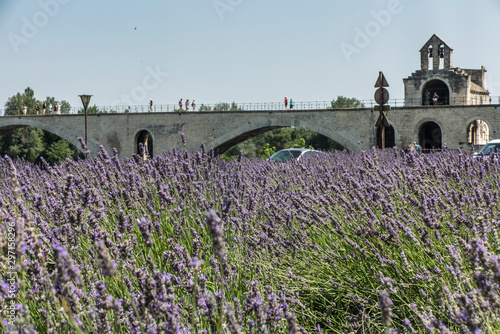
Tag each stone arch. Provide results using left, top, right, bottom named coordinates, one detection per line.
left=206, top=119, right=360, bottom=154
left=417, top=121, right=442, bottom=150
left=422, top=79, right=450, bottom=106
left=465, top=117, right=491, bottom=146
left=438, top=44, right=445, bottom=69
left=135, top=130, right=153, bottom=156
left=376, top=125, right=395, bottom=149
left=427, top=45, right=434, bottom=70
left=0, top=118, right=84, bottom=153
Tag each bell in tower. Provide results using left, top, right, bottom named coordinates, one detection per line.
left=419, top=34, right=453, bottom=71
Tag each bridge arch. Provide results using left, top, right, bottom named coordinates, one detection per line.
left=421, top=79, right=451, bottom=105
left=0, top=118, right=83, bottom=153
left=465, top=116, right=492, bottom=146
left=206, top=118, right=360, bottom=153
left=135, top=129, right=154, bottom=156
left=417, top=120, right=442, bottom=149
left=376, top=125, right=396, bottom=149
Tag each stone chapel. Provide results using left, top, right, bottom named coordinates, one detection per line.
left=403, top=34, right=490, bottom=107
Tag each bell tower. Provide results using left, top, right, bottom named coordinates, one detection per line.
left=419, top=34, right=453, bottom=71
left=404, top=34, right=489, bottom=106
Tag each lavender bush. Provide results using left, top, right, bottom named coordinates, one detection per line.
left=1, top=144, right=500, bottom=333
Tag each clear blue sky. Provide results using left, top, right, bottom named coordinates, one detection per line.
left=1, top=0, right=500, bottom=109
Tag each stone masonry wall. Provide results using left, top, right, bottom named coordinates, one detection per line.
left=0, top=105, right=499, bottom=157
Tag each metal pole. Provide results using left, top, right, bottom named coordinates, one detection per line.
left=381, top=123, right=385, bottom=149
left=85, top=106, right=88, bottom=158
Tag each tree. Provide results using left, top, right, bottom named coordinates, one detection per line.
left=212, top=102, right=242, bottom=111
left=78, top=105, right=101, bottom=114
left=45, top=139, right=74, bottom=164
left=0, top=127, right=44, bottom=162
left=4, top=93, right=25, bottom=115
left=60, top=100, right=72, bottom=114
left=258, top=143, right=276, bottom=159
left=1, top=88, right=81, bottom=163
left=291, top=138, right=306, bottom=148
left=4, top=87, right=38, bottom=115
left=198, top=104, right=212, bottom=111
left=42, top=131, right=83, bottom=163
left=331, top=96, right=365, bottom=109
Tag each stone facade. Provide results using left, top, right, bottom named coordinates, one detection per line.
left=0, top=105, right=499, bottom=157
left=404, top=34, right=490, bottom=107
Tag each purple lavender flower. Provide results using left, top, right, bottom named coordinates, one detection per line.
left=205, top=210, right=226, bottom=260
left=53, top=245, right=80, bottom=292
left=379, top=290, right=393, bottom=326
left=95, top=241, right=117, bottom=276
left=137, top=217, right=153, bottom=247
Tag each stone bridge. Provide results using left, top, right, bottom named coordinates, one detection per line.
left=0, top=105, right=498, bottom=157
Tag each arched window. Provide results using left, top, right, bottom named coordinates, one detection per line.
left=467, top=120, right=489, bottom=145
left=136, top=130, right=153, bottom=157
left=422, top=80, right=449, bottom=106
left=419, top=122, right=442, bottom=150
left=427, top=45, right=434, bottom=70
left=377, top=125, right=395, bottom=149
left=438, top=44, right=445, bottom=69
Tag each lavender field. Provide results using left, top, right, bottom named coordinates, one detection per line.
left=1, top=144, right=500, bottom=333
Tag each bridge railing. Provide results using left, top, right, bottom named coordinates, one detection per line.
left=1, top=96, right=499, bottom=115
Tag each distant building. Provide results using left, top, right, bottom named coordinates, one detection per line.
left=404, top=34, right=490, bottom=107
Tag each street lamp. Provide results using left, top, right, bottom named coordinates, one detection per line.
left=79, top=94, right=92, bottom=157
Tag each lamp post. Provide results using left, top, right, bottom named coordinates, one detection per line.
left=79, top=95, right=92, bottom=157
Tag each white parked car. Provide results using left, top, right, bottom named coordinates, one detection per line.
left=268, top=148, right=323, bottom=163
left=473, top=139, right=500, bottom=158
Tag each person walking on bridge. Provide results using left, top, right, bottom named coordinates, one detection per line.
left=35, top=103, right=40, bottom=115
left=178, top=99, right=183, bottom=111
left=149, top=99, right=153, bottom=112
left=284, top=96, right=288, bottom=110
left=185, top=99, right=190, bottom=112
left=290, top=97, right=294, bottom=110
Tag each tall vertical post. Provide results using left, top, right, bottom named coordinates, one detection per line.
left=379, top=72, right=385, bottom=149
left=85, top=106, right=88, bottom=151
left=374, top=72, right=390, bottom=149
left=79, top=95, right=92, bottom=158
